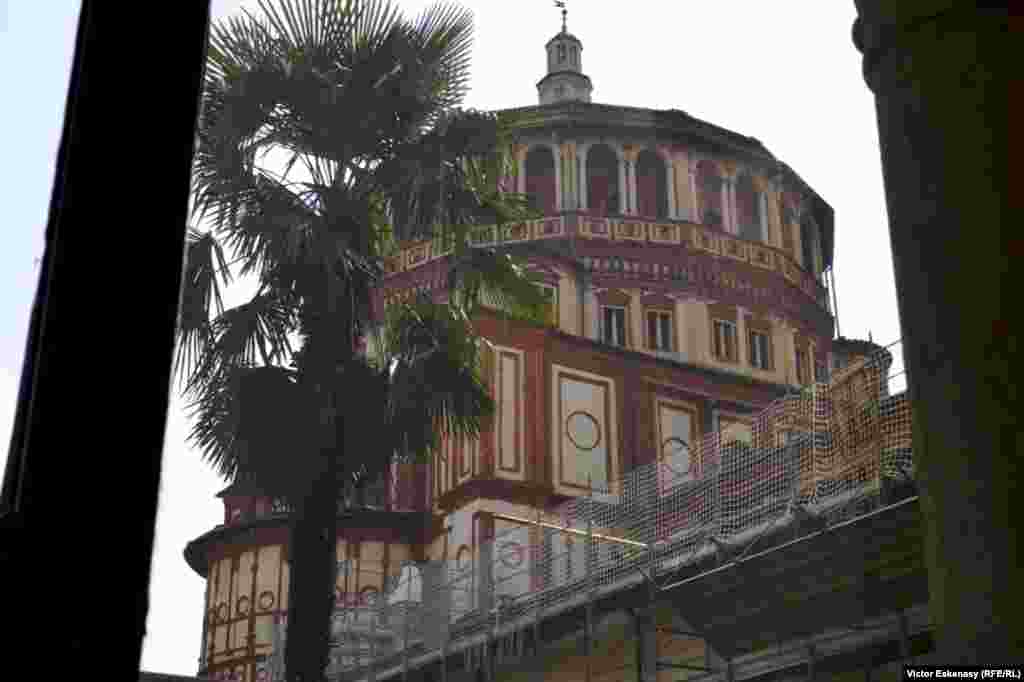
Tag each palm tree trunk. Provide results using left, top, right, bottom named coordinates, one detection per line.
left=285, top=474, right=340, bottom=682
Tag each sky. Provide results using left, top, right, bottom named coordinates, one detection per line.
left=0, top=0, right=901, bottom=676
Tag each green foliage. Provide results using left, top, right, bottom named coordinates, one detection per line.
left=179, top=0, right=547, bottom=496
left=177, top=3, right=552, bottom=677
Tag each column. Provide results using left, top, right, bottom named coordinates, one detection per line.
left=578, top=144, right=589, bottom=211
left=618, top=158, right=628, bottom=215
left=759, top=192, right=770, bottom=243
left=553, top=143, right=563, bottom=213
left=792, top=205, right=804, bottom=266
left=784, top=326, right=798, bottom=387
left=688, top=162, right=699, bottom=222
left=727, top=177, right=738, bottom=234
left=767, top=184, right=781, bottom=248
left=736, top=306, right=748, bottom=369
left=720, top=177, right=731, bottom=232
left=674, top=298, right=687, bottom=360
left=665, top=154, right=678, bottom=220
left=587, top=288, right=600, bottom=341
left=628, top=159, right=638, bottom=215
left=629, top=291, right=642, bottom=350
left=560, top=142, right=576, bottom=213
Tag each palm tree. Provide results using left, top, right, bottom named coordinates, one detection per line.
left=176, top=1, right=548, bottom=680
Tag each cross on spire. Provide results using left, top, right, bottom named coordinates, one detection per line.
left=554, top=1, right=567, bottom=33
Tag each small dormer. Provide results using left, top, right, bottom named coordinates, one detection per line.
left=537, top=8, right=592, bottom=105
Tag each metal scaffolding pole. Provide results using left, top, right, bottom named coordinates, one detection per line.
left=533, top=505, right=544, bottom=682
left=582, top=477, right=598, bottom=682
left=402, top=565, right=411, bottom=682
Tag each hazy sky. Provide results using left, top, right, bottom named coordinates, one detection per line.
left=0, top=0, right=901, bottom=676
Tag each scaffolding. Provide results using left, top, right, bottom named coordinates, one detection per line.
left=268, top=340, right=915, bottom=681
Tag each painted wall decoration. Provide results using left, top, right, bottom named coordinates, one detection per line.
left=552, top=365, right=618, bottom=495
left=494, top=345, right=526, bottom=481
left=656, top=398, right=698, bottom=487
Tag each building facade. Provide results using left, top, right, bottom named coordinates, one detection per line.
left=184, top=20, right=923, bottom=682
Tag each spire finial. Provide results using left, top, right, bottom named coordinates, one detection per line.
left=554, top=1, right=567, bottom=33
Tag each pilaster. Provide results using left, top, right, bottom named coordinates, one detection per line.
left=629, top=290, right=643, bottom=351
left=616, top=158, right=628, bottom=216
left=736, top=306, right=748, bottom=368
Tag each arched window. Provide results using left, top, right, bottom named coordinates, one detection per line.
left=586, top=144, right=620, bottom=215
left=735, top=173, right=761, bottom=242
left=696, top=160, right=723, bottom=228
left=525, top=146, right=557, bottom=214
left=570, top=45, right=578, bottom=67
left=558, top=43, right=567, bottom=64
left=636, top=149, right=668, bottom=219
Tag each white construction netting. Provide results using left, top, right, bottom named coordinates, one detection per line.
left=302, top=341, right=914, bottom=681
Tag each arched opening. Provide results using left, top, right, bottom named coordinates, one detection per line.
left=636, top=149, right=668, bottom=219
left=525, top=146, right=557, bottom=215
left=586, top=144, right=620, bottom=215
left=696, top=160, right=723, bottom=228
left=736, top=173, right=761, bottom=241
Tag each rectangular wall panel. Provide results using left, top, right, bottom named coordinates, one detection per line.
left=655, top=397, right=699, bottom=488
left=493, top=346, right=526, bottom=481
left=551, top=364, right=618, bottom=496
left=497, top=350, right=522, bottom=475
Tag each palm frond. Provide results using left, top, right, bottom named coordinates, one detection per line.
left=188, top=364, right=313, bottom=494
left=175, top=229, right=232, bottom=391
left=447, top=247, right=549, bottom=323
left=378, top=294, right=494, bottom=461
left=189, top=291, right=297, bottom=397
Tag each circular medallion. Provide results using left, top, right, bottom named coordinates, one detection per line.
left=217, top=603, right=229, bottom=622
left=662, top=437, right=691, bottom=476
left=235, top=595, right=250, bottom=617
left=566, top=411, right=601, bottom=450
left=257, top=591, right=275, bottom=611
left=498, top=542, right=525, bottom=568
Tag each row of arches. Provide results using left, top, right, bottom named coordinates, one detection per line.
left=520, top=145, right=768, bottom=242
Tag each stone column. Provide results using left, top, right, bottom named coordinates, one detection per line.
left=780, top=324, right=797, bottom=387
left=727, top=177, right=738, bottom=235
left=587, top=288, right=600, bottom=341
left=759, top=192, right=770, bottom=243
left=578, top=144, right=589, bottom=211
left=629, top=291, right=643, bottom=350
left=630, top=160, right=639, bottom=215
left=674, top=298, right=687, bottom=360
left=767, top=184, right=782, bottom=248
left=553, top=143, right=563, bottom=213
left=687, top=161, right=699, bottom=222
left=792, top=205, right=804, bottom=266
left=560, top=141, right=577, bottom=213
left=720, top=176, right=731, bottom=232
left=664, top=150, right=678, bottom=220
left=736, top=306, right=748, bottom=369
left=618, top=157, right=628, bottom=215
left=853, top=2, right=1014, bottom=661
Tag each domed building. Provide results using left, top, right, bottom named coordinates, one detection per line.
left=184, top=14, right=924, bottom=682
